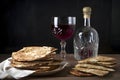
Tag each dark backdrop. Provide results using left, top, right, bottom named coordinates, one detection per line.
left=0, top=0, right=120, bottom=54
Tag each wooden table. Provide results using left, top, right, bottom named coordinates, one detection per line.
left=0, top=54, right=120, bottom=80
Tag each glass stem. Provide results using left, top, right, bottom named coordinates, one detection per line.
left=60, top=40, right=66, bottom=60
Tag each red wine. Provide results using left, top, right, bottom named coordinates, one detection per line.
left=78, top=48, right=93, bottom=60
left=51, top=24, right=74, bottom=40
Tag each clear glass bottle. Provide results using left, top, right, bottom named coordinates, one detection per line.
left=74, top=7, right=99, bottom=60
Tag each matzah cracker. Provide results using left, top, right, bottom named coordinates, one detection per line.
left=73, top=67, right=109, bottom=76
left=11, top=59, right=62, bottom=69
left=12, top=46, right=57, bottom=61
left=78, top=56, right=116, bottom=64
left=98, top=64, right=116, bottom=68
left=70, top=69, right=93, bottom=77
left=75, top=64, right=115, bottom=71
left=97, top=61, right=116, bottom=65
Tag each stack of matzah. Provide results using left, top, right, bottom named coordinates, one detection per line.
left=11, top=46, right=62, bottom=73
left=70, top=56, right=116, bottom=76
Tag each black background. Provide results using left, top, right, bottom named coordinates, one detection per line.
left=0, top=0, right=120, bottom=54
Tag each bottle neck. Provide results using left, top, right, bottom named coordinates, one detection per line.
left=84, top=17, right=91, bottom=27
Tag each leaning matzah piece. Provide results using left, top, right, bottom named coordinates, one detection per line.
left=75, top=64, right=115, bottom=71
left=12, top=46, right=57, bottom=61
left=73, top=67, right=109, bottom=76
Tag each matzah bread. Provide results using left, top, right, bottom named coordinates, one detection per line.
left=71, top=55, right=116, bottom=77
left=33, top=65, right=60, bottom=74
left=11, top=59, right=62, bottom=69
left=78, top=56, right=116, bottom=67
left=75, top=64, right=115, bottom=71
left=78, top=56, right=116, bottom=64
left=10, top=46, right=64, bottom=74
left=70, top=69, right=93, bottom=77
left=97, top=61, right=116, bottom=65
left=96, top=62, right=116, bottom=68
left=12, top=46, right=57, bottom=61
left=101, top=64, right=116, bottom=68
left=73, top=67, right=109, bottom=76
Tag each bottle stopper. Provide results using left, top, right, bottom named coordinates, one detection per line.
left=83, top=7, right=92, bottom=18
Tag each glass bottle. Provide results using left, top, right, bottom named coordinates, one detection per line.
left=74, top=7, right=99, bottom=60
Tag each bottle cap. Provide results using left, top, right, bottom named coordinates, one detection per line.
left=83, top=7, right=92, bottom=18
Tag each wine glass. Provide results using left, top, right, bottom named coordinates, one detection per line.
left=51, top=16, right=76, bottom=60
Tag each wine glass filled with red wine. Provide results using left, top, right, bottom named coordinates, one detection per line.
left=51, top=16, right=76, bottom=60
